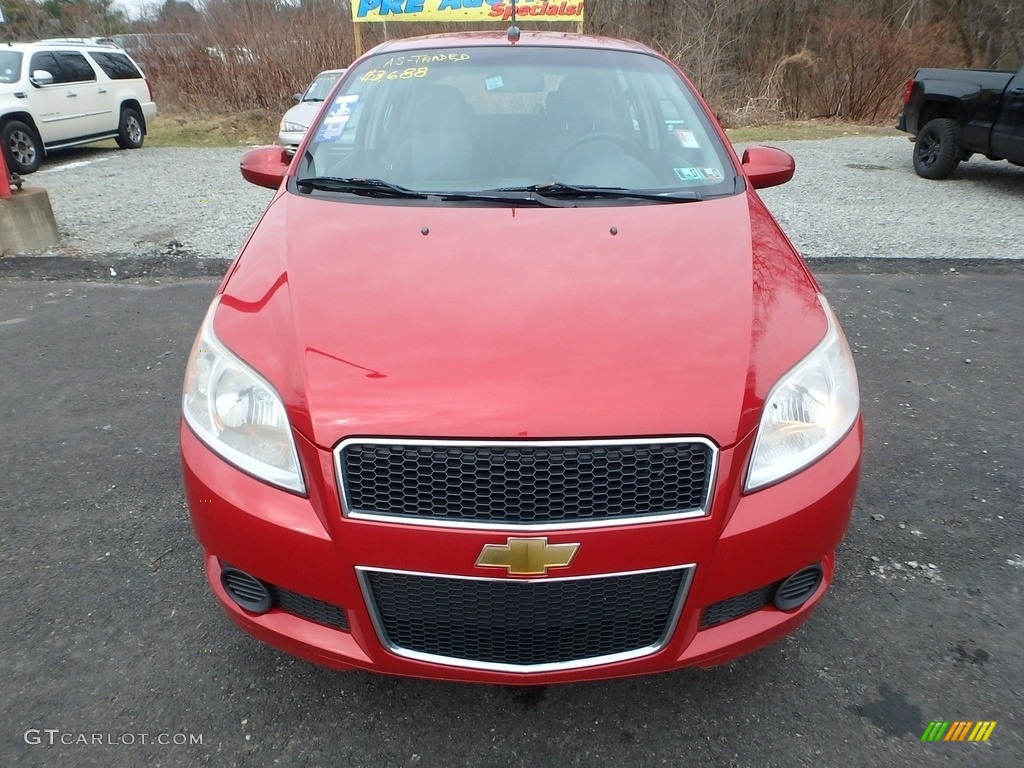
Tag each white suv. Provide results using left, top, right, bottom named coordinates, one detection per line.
left=0, top=41, right=157, bottom=174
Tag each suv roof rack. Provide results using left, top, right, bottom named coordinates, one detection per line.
left=35, top=37, right=120, bottom=48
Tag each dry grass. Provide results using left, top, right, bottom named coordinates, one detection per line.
left=724, top=121, right=901, bottom=143
left=145, top=109, right=279, bottom=148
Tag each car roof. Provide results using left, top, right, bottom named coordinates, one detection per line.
left=366, top=31, right=656, bottom=57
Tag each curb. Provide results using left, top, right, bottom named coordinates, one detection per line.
left=1, top=254, right=1022, bottom=283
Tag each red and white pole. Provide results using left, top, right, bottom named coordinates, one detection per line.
left=0, top=149, right=12, bottom=200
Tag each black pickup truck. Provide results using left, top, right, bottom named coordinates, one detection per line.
left=898, top=63, right=1024, bottom=179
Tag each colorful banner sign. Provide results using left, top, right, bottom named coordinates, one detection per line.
left=352, top=0, right=585, bottom=24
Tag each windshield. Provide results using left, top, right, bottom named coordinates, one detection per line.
left=304, top=71, right=345, bottom=102
left=0, top=51, right=23, bottom=85
left=299, top=45, right=738, bottom=199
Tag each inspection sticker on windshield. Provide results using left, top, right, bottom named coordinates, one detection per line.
left=674, top=167, right=704, bottom=181
left=485, top=76, right=504, bottom=91
left=700, top=167, right=723, bottom=180
left=674, top=129, right=700, bottom=149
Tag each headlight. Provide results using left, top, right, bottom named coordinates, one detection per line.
left=182, top=297, right=305, bottom=494
left=745, top=295, right=859, bottom=491
left=279, top=121, right=307, bottom=133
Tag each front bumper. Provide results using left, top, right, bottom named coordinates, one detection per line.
left=277, top=130, right=305, bottom=153
left=181, top=421, right=862, bottom=684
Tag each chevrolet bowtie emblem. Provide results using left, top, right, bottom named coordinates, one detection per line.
left=475, top=537, right=580, bottom=576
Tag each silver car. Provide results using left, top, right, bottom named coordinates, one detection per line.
left=279, top=69, right=346, bottom=153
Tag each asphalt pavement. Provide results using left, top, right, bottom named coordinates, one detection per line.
left=1, top=261, right=1021, bottom=767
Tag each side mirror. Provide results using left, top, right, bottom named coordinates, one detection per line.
left=240, top=145, right=290, bottom=190
left=30, top=70, right=55, bottom=86
left=293, top=93, right=303, bottom=103
left=741, top=146, right=795, bottom=189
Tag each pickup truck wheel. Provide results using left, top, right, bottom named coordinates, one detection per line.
left=115, top=107, right=145, bottom=150
left=914, top=118, right=960, bottom=179
left=2, top=119, right=43, bottom=175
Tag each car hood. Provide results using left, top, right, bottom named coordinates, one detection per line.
left=281, top=102, right=321, bottom=129
left=215, top=192, right=826, bottom=449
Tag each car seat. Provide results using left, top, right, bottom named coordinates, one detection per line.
left=388, top=84, right=476, bottom=188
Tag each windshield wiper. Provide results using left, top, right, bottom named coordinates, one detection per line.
left=295, top=176, right=428, bottom=199
left=493, top=183, right=703, bottom=203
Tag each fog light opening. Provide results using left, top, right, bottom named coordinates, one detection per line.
left=220, top=564, right=273, bottom=614
left=772, top=564, right=823, bottom=612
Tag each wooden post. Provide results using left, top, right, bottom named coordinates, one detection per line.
left=354, top=22, right=364, bottom=58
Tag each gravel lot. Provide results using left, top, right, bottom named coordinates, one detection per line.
left=29, top=146, right=274, bottom=260
left=17, top=136, right=1024, bottom=261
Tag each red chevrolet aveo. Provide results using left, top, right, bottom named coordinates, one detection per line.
left=180, top=31, right=862, bottom=684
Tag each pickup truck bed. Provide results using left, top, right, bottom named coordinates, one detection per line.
left=897, top=64, right=1024, bottom=178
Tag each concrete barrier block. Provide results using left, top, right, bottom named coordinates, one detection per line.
left=0, top=187, right=61, bottom=255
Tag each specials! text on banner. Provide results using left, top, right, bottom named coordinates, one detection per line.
left=352, top=0, right=585, bottom=24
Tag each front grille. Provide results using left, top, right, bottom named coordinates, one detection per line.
left=699, top=583, right=778, bottom=629
left=270, top=586, right=349, bottom=631
left=337, top=438, right=715, bottom=527
left=360, top=566, right=692, bottom=670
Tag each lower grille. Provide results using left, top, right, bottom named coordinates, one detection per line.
left=219, top=560, right=349, bottom=631
left=270, top=586, right=349, bottom=631
left=699, top=584, right=777, bottom=629
left=360, top=566, right=692, bottom=671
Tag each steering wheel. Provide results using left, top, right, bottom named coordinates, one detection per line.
left=553, top=132, right=657, bottom=187
left=554, top=132, right=648, bottom=170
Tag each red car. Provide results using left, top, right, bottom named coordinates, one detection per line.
left=180, top=31, right=862, bottom=684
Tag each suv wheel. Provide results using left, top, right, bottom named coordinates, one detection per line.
left=2, top=120, right=43, bottom=175
left=115, top=107, right=145, bottom=150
